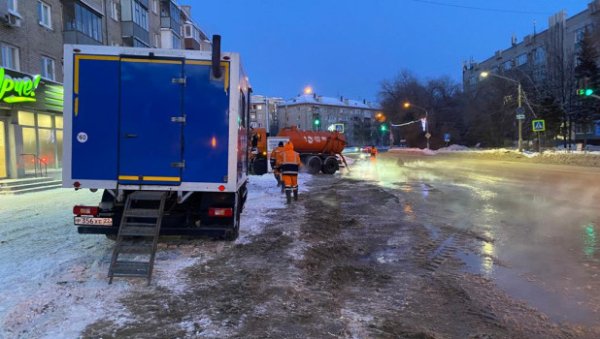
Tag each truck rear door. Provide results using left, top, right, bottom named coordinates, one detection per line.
left=118, top=57, right=184, bottom=186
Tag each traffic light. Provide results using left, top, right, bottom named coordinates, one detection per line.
left=577, top=88, right=595, bottom=96
left=313, top=118, right=320, bottom=126
left=380, top=124, right=387, bottom=132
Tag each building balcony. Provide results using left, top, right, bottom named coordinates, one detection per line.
left=121, top=21, right=150, bottom=46
left=63, top=30, right=103, bottom=45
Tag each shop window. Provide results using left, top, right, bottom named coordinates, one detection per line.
left=21, top=127, right=37, bottom=174
left=37, top=1, right=52, bottom=29
left=38, top=129, right=56, bottom=167
left=0, top=43, right=20, bottom=71
left=56, top=130, right=63, bottom=167
left=37, top=114, right=52, bottom=128
left=0, top=120, right=6, bottom=178
left=55, top=116, right=63, bottom=129
left=18, top=111, right=35, bottom=126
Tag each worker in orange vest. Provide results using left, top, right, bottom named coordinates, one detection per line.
left=277, top=142, right=301, bottom=203
left=370, top=145, right=378, bottom=157
left=270, top=141, right=285, bottom=189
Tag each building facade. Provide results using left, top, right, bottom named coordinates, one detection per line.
left=278, top=93, right=380, bottom=146
left=0, top=0, right=208, bottom=179
left=463, top=0, right=600, bottom=143
left=0, top=0, right=64, bottom=179
left=250, top=95, right=284, bottom=136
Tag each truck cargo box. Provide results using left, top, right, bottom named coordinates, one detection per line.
left=63, top=45, right=250, bottom=193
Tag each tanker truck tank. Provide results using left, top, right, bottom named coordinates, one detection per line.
left=277, top=126, right=348, bottom=174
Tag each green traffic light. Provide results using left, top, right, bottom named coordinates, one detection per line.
left=380, top=125, right=387, bottom=132
left=314, top=119, right=320, bottom=125
left=578, top=88, right=595, bottom=96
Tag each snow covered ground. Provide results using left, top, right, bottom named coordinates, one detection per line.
left=0, top=173, right=307, bottom=338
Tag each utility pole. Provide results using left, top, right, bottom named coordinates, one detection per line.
left=517, top=83, right=523, bottom=152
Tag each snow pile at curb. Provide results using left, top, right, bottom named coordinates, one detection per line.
left=389, top=144, right=600, bottom=167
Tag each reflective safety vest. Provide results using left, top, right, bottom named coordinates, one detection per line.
left=279, top=150, right=301, bottom=175
left=270, top=146, right=284, bottom=168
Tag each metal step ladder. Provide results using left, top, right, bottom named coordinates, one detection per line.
left=108, top=191, right=167, bottom=285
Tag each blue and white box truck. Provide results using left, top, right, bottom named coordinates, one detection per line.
left=63, top=38, right=250, bottom=241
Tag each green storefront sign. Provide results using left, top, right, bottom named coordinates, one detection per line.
left=0, top=67, right=41, bottom=103
left=0, top=67, right=63, bottom=112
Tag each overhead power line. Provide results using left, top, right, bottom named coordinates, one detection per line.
left=408, top=0, right=550, bottom=15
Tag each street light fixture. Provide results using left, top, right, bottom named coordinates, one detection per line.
left=479, top=71, right=524, bottom=152
left=303, top=86, right=313, bottom=95
left=402, top=101, right=430, bottom=149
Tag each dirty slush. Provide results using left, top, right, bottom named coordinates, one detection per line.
left=83, top=176, right=591, bottom=338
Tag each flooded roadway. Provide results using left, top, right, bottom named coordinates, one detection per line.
left=350, top=151, right=600, bottom=326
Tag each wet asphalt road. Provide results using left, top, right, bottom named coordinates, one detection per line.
left=350, top=151, right=600, bottom=326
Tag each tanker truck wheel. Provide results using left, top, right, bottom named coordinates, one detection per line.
left=306, top=156, right=322, bottom=175
left=321, top=156, right=339, bottom=174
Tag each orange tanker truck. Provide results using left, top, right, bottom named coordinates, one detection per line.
left=249, top=126, right=348, bottom=175
left=277, top=126, right=347, bottom=175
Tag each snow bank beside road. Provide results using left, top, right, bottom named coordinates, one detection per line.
left=389, top=144, right=600, bottom=167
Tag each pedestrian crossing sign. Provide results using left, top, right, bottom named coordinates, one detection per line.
left=532, top=119, right=546, bottom=132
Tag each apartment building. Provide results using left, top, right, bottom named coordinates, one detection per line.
left=250, top=95, right=284, bottom=136
left=278, top=93, right=380, bottom=146
left=0, top=0, right=209, bottom=179
left=463, top=0, right=600, bottom=143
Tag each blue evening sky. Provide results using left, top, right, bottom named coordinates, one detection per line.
left=193, top=1, right=587, bottom=102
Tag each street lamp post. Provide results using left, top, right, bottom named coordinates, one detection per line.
left=480, top=71, right=524, bottom=152
left=403, top=102, right=430, bottom=149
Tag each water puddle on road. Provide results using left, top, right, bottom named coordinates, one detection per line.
left=458, top=247, right=598, bottom=326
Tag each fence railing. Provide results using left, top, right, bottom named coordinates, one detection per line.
left=19, top=153, right=48, bottom=178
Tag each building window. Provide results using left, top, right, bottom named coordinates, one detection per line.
left=575, top=27, right=587, bottom=43
left=41, top=56, right=55, bottom=81
left=533, top=48, right=546, bottom=65
left=152, top=0, right=159, bottom=14
left=172, top=34, right=181, bottom=49
left=110, top=0, right=119, bottom=21
left=515, top=54, right=527, bottom=66
left=7, top=0, right=18, bottom=14
left=69, top=3, right=102, bottom=42
left=37, top=1, right=52, bottom=28
left=133, top=0, right=149, bottom=31
left=132, top=38, right=148, bottom=47
left=0, top=43, right=19, bottom=70
left=502, top=60, right=512, bottom=71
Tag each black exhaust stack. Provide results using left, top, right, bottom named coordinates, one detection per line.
left=211, top=35, right=222, bottom=78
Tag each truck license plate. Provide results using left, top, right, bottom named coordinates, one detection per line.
left=74, top=217, right=113, bottom=226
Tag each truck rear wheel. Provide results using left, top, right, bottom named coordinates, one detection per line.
left=321, top=156, right=339, bottom=174
left=306, top=156, right=322, bottom=175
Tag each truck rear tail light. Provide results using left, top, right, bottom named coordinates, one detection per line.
left=208, top=207, right=233, bottom=217
left=73, top=205, right=99, bottom=216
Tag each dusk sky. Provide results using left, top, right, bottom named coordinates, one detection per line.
left=193, top=1, right=588, bottom=102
